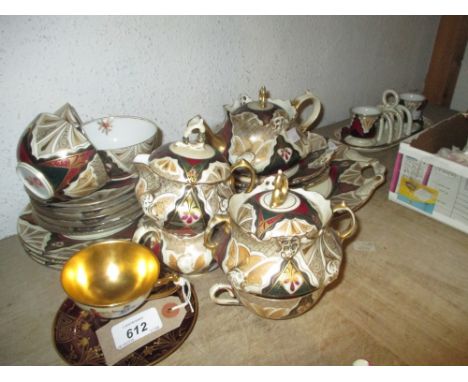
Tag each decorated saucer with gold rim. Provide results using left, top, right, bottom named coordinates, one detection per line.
left=333, top=116, right=433, bottom=153
left=301, top=141, right=386, bottom=211
left=53, top=283, right=198, bottom=365
left=17, top=205, right=144, bottom=269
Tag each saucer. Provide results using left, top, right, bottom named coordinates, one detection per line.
left=17, top=205, right=144, bottom=269
left=27, top=177, right=137, bottom=209
left=304, top=141, right=386, bottom=211
left=53, top=283, right=198, bottom=365
left=334, top=116, right=433, bottom=153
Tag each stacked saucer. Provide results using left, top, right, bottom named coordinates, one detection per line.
left=16, top=105, right=159, bottom=269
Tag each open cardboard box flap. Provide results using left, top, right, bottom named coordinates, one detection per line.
left=409, top=113, right=468, bottom=154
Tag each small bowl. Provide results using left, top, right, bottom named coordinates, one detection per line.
left=61, top=240, right=161, bottom=319
left=16, top=105, right=109, bottom=201
left=210, top=282, right=321, bottom=320
left=82, top=116, right=159, bottom=180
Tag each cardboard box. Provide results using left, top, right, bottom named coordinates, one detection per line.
left=388, top=113, right=468, bottom=234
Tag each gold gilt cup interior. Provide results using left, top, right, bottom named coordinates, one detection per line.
left=61, top=240, right=160, bottom=307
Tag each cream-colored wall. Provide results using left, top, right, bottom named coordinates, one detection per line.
left=0, top=15, right=439, bottom=238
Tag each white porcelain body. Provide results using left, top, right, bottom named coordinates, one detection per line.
left=344, top=106, right=395, bottom=147
left=82, top=116, right=159, bottom=179
left=205, top=175, right=357, bottom=300
left=76, top=293, right=148, bottom=319
left=400, top=92, right=427, bottom=122
left=209, top=282, right=321, bottom=320
left=133, top=224, right=216, bottom=275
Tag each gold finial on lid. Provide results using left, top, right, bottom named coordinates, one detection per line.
left=259, top=86, right=267, bottom=109
left=270, top=170, right=289, bottom=208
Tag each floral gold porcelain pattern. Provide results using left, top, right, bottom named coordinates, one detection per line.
left=133, top=116, right=255, bottom=274
left=205, top=171, right=357, bottom=310
left=205, top=86, right=322, bottom=176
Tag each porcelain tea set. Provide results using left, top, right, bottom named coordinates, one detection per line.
left=15, top=85, right=399, bottom=362
left=339, top=89, right=427, bottom=149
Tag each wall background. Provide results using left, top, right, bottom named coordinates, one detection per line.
left=0, top=15, right=439, bottom=238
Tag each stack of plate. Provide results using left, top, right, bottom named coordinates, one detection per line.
left=17, top=178, right=144, bottom=270
left=15, top=106, right=160, bottom=269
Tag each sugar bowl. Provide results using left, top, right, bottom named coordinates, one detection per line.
left=205, top=171, right=357, bottom=319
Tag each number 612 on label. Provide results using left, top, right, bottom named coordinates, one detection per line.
left=111, top=308, right=163, bottom=350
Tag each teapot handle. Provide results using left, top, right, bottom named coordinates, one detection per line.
left=331, top=202, right=357, bottom=241
left=292, top=91, right=322, bottom=133
left=204, top=214, right=232, bottom=250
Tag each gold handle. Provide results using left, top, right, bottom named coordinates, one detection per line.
left=291, top=91, right=321, bottom=133
left=147, top=273, right=180, bottom=300
left=230, top=159, right=257, bottom=193
left=204, top=214, right=232, bottom=250
left=332, top=201, right=357, bottom=241
left=270, top=170, right=289, bottom=208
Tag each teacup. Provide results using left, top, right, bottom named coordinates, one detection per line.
left=82, top=116, right=159, bottom=180
left=16, top=104, right=109, bottom=200
left=210, top=282, right=320, bottom=320
left=60, top=240, right=180, bottom=319
left=343, top=106, right=394, bottom=147
left=399, top=92, right=427, bottom=131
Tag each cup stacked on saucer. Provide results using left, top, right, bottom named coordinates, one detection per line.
left=16, top=104, right=159, bottom=269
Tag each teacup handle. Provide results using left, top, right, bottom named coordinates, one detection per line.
left=291, top=91, right=322, bottom=133
left=204, top=214, right=232, bottom=250
left=379, top=109, right=398, bottom=144
left=230, top=159, right=257, bottom=193
left=395, top=104, right=413, bottom=136
left=147, top=273, right=181, bottom=300
left=382, top=89, right=400, bottom=108
left=332, top=202, right=357, bottom=241
left=209, top=283, right=241, bottom=306
left=376, top=112, right=394, bottom=145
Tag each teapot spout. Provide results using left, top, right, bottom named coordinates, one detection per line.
left=204, top=125, right=227, bottom=154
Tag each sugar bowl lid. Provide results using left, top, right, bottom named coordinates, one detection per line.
left=234, top=171, right=330, bottom=240
left=148, top=115, right=231, bottom=184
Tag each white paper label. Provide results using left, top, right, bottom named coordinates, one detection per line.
left=286, top=128, right=301, bottom=143
left=111, top=308, right=163, bottom=350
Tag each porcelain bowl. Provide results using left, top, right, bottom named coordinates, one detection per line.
left=16, top=105, right=108, bottom=201
left=209, top=282, right=322, bottom=320
left=82, top=116, right=159, bottom=180
left=61, top=240, right=160, bottom=319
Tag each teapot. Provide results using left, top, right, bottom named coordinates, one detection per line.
left=205, top=171, right=357, bottom=318
left=133, top=115, right=256, bottom=235
left=205, top=86, right=322, bottom=176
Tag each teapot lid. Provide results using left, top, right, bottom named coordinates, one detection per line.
left=234, top=171, right=325, bottom=240
left=148, top=115, right=231, bottom=184
left=229, top=86, right=291, bottom=119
